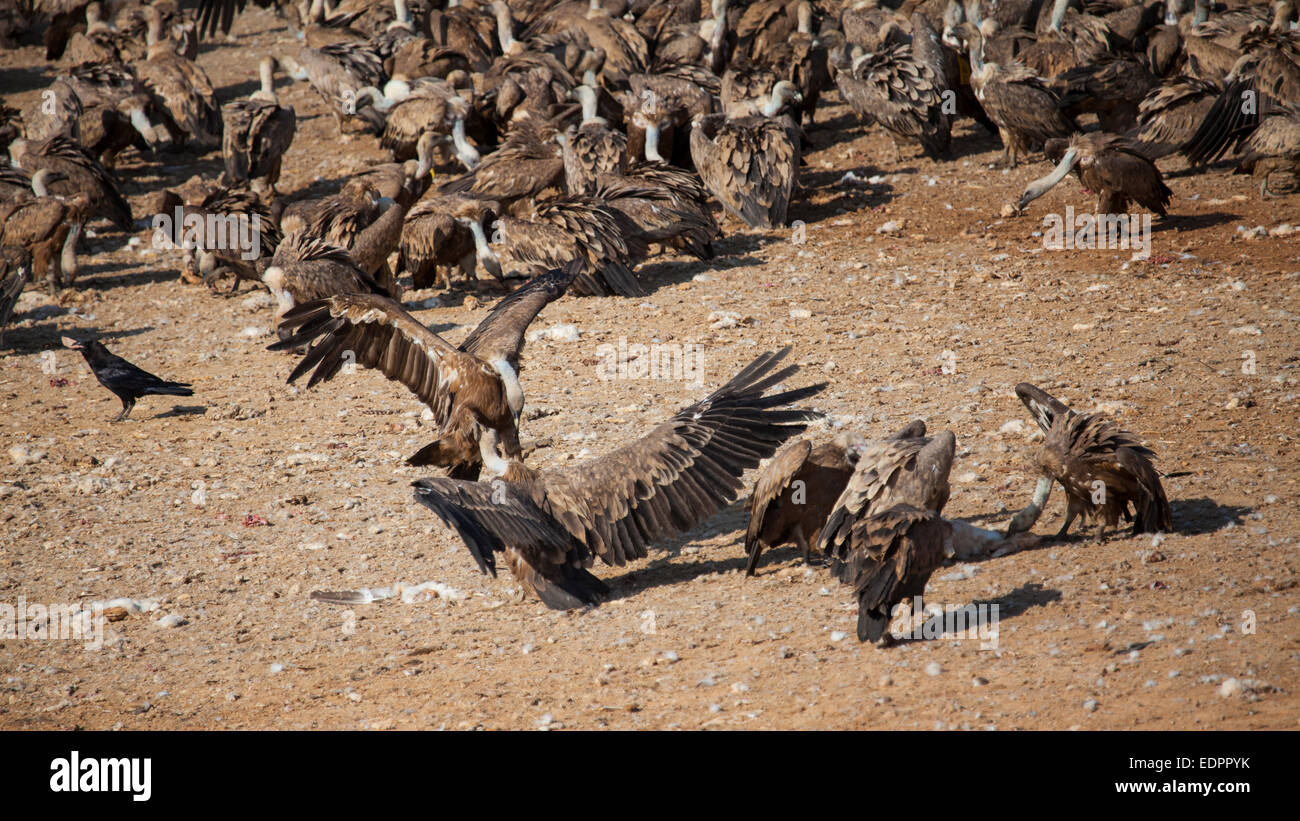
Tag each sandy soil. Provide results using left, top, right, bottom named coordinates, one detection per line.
left=2, top=10, right=1298, bottom=731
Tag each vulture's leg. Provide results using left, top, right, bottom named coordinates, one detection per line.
left=744, top=540, right=764, bottom=577
left=1055, top=497, right=1082, bottom=540
left=793, top=523, right=812, bottom=565
left=1260, top=174, right=1276, bottom=199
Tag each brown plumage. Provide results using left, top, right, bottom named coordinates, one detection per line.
left=954, top=23, right=1078, bottom=166
left=836, top=40, right=952, bottom=160
left=260, top=231, right=392, bottom=332
left=520, top=0, right=648, bottom=86
left=588, top=175, right=716, bottom=261
left=133, top=5, right=222, bottom=148
left=279, top=40, right=388, bottom=135
left=744, top=420, right=930, bottom=576
left=817, top=427, right=956, bottom=646
left=8, top=136, right=131, bottom=231
left=281, top=179, right=389, bottom=253
left=1052, top=54, right=1157, bottom=133
left=689, top=82, right=801, bottom=229
left=819, top=430, right=955, bottom=566
left=1231, top=103, right=1300, bottom=197
left=221, top=57, right=296, bottom=193
left=439, top=125, right=564, bottom=210
left=477, top=196, right=648, bottom=297
left=1018, top=132, right=1172, bottom=216
left=32, top=62, right=165, bottom=166
left=560, top=85, right=627, bottom=196
left=175, top=184, right=281, bottom=295
left=412, top=347, right=826, bottom=610
left=625, top=65, right=719, bottom=167
left=397, top=193, right=499, bottom=290
left=0, top=252, right=31, bottom=347
left=839, top=504, right=951, bottom=644
left=1013, top=382, right=1172, bottom=539
left=1134, top=75, right=1220, bottom=159
left=270, top=264, right=579, bottom=479
left=379, top=75, right=476, bottom=163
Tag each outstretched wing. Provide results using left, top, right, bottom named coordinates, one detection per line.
left=269, top=293, right=506, bottom=431
left=410, top=348, right=826, bottom=608
left=412, top=477, right=605, bottom=610
left=458, top=262, right=580, bottom=367
left=542, top=347, right=825, bottom=567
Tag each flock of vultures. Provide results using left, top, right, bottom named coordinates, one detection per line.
left=0, top=0, right=1293, bottom=644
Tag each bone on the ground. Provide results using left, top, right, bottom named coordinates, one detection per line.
left=1005, top=475, right=1053, bottom=536
left=947, top=519, right=1012, bottom=560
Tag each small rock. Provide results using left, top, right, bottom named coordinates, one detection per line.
left=1218, top=678, right=1246, bottom=698
left=925, top=662, right=943, bottom=677
left=1083, top=699, right=1098, bottom=712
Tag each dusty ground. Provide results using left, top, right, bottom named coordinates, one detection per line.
left=2, top=11, right=1298, bottom=731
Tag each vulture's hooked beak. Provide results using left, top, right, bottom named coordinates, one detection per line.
left=1016, top=147, right=1079, bottom=213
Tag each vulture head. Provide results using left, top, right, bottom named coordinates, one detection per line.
left=1016, top=144, right=1080, bottom=213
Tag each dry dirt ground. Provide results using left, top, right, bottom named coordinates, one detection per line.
left=2, top=11, right=1298, bottom=731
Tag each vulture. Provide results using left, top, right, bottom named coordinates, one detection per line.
left=690, top=81, right=802, bottom=229
left=560, top=84, right=627, bottom=196
left=743, top=420, right=932, bottom=575
left=1052, top=55, right=1157, bottom=134
left=591, top=168, right=718, bottom=261
left=0, top=169, right=85, bottom=291
left=1017, top=132, right=1172, bottom=216
left=837, top=504, right=952, bottom=645
left=473, top=196, right=648, bottom=297
left=1017, top=0, right=1117, bottom=79
left=1133, top=75, right=1222, bottom=159
left=221, top=56, right=297, bottom=193
left=176, top=184, right=280, bottom=295
left=0, top=253, right=31, bottom=347
left=279, top=40, right=388, bottom=135
left=835, top=37, right=952, bottom=160
left=397, top=193, right=500, bottom=290
left=269, top=263, right=580, bottom=479
left=1007, top=383, right=1172, bottom=540
left=38, top=62, right=164, bottom=167
left=438, top=124, right=565, bottom=211
left=62, top=336, right=194, bottom=421
left=134, top=5, right=222, bottom=148
left=954, top=22, right=1078, bottom=167
left=261, top=231, right=394, bottom=334
left=8, top=136, right=132, bottom=231
left=818, top=429, right=957, bottom=646
left=378, top=74, right=479, bottom=166
left=1230, top=103, right=1300, bottom=198
left=411, top=347, right=826, bottom=610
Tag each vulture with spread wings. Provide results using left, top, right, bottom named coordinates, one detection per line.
left=269, top=262, right=579, bottom=479
left=412, top=347, right=826, bottom=610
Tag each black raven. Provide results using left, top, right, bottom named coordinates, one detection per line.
left=62, top=337, right=193, bottom=421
